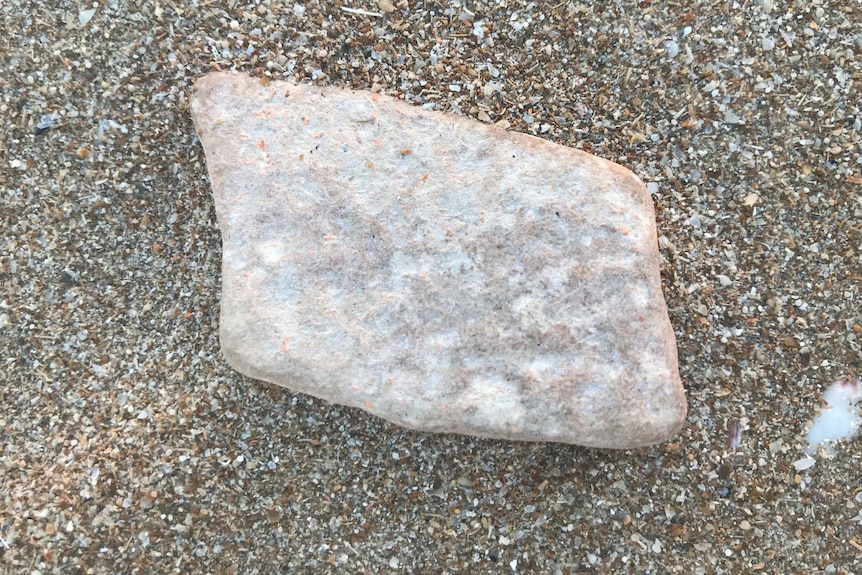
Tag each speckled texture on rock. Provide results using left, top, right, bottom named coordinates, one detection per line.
left=191, top=72, right=685, bottom=448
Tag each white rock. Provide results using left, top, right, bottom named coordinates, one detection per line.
left=190, top=72, right=686, bottom=448
left=807, top=379, right=862, bottom=446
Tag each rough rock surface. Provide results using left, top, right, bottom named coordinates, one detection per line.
left=190, top=72, right=686, bottom=448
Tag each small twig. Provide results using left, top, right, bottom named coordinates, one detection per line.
left=339, top=6, right=384, bottom=17
left=343, top=541, right=361, bottom=556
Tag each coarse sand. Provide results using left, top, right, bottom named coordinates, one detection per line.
left=1, top=1, right=861, bottom=573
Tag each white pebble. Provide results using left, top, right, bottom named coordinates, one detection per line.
left=807, top=379, right=862, bottom=445
left=664, top=40, right=679, bottom=59
left=78, top=8, right=96, bottom=26
left=793, top=456, right=816, bottom=471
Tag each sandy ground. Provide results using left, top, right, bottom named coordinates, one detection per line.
left=2, top=1, right=861, bottom=573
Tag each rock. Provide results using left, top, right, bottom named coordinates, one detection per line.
left=190, top=72, right=686, bottom=448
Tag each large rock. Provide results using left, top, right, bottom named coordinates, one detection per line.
left=190, top=72, right=686, bottom=448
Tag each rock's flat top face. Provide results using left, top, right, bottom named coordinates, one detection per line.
left=191, top=72, right=686, bottom=448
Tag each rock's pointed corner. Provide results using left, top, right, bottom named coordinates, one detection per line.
left=191, top=72, right=686, bottom=448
